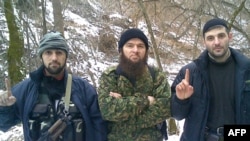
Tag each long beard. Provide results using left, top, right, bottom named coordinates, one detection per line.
left=119, top=51, right=148, bottom=78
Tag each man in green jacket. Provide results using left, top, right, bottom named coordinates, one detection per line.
left=98, top=28, right=171, bottom=141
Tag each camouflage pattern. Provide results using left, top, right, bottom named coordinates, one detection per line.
left=98, top=66, right=171, bottom=141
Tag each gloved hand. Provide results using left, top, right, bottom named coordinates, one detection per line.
left=0, top=90, right=16, bottom=106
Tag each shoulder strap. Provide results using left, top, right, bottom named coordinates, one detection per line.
left=147, top=66, right=155, bottom=81
left=64, top=74, right=72, bottom=112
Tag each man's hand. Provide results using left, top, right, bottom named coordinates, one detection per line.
left=109, top=92, right=122, bottom=99
left=0, top=78, right=16, bottom=106
left=175, top=69, right=194, bottom=100
left=148, top=96, right=155, bottom=105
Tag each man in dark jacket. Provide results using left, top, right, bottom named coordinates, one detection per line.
left=0, top=31, right=107, bottom=141
left=171, top=18, right=250, bottom=141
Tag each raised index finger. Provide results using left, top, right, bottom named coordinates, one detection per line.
left=184, top=69, right=190, bottom=84
left=5, top=78, right=12, bottom=97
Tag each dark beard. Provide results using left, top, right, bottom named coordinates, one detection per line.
left=119, top=51, right=148, bottom=78
left=43, top=61, right=66, bottom=75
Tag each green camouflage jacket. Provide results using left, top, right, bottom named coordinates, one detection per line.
left=98, top=65, right=171, bottom=141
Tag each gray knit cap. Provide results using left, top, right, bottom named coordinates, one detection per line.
left=38, top=31, right=69, bottom=57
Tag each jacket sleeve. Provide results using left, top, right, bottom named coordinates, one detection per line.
left=129, top=70, right=172, bottom=129
left=171, top=66, right=192, bottom=120
left=1, top=78, right=38, bottom=137
left=0, top=105, right=19, bottom=132
left=0, top=82, right=23, bottom=132
left=77, top=79, right=108, bottom=141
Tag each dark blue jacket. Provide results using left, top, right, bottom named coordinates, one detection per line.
left=0, top=66, right=107, bottom=141
left=171, top=48, right=250, bottom=141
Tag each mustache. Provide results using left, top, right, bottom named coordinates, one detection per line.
left=49, top=61, right=60, bottom=65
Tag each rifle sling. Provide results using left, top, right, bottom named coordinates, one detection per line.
left=64, top=74, right=72, bottom=113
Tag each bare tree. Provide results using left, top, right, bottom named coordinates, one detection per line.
left=137, top=0, right=163, bottom=70
left=52, top=0, right=64, bottom=35
left=4, top=0, right=25, bottom=86
left=41, top=0, right=47, bottom=34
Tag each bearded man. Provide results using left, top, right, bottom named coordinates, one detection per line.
left=98, top=28, right=171, bottom=141
left=0, top=31, right=107, bottom=141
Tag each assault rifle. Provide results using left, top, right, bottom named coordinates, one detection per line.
left=38, top=74, right=73, bottom=141
left=37, top=116, right=71, bottom=141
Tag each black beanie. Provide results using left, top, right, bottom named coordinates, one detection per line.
left=202, top=18, right=229, bottom=37
left=118, top=28, right=149, bottom=52
left=38, top=31, right=69, bottom=57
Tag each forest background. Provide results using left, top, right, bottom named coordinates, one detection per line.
left=0, top=0, right=249, bottom=140
left=0, top=0, right=249, bottom=89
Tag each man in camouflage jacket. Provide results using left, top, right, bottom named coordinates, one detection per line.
left=98, top=28, right=171, bottom=141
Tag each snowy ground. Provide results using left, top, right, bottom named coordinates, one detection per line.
left=0, top=124, right=24, bottom=141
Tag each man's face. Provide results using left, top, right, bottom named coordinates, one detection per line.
left=41, top=49, right=67, bottom=76
left=122, top=38, right=147, bottom=63
left=119, top=38, right=148, bottom=77
left=203, top=27, right=232, bottom=59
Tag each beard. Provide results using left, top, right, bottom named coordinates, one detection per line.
left=119, top=51, right=148, bottom=78
left=43, top=61, right=66, bottom=75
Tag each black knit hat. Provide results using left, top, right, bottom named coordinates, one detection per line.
left=118, top=28, right=149, bottom=52
left=38, top=31, right=69, bottom=57
left=202, top=18, right=229, bottom=37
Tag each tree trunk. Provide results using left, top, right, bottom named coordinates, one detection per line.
left=41, top=0, right=47, bottom=34
left=52, top=0, right=64, bottom=35
left=4, top=0, right=25, bottom=86
left=137, top=0, right=162, bottom=71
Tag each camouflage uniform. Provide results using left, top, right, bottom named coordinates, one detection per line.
left=98, top=66, right=171, bottom=141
